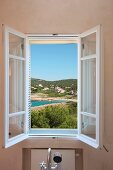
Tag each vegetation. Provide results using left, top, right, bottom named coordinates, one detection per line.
left=31, top=102, right=77, bottom=129
left=31, top=78, right=77, bottom=98
left=31, top=78, right=77, bottom=88
left=31, top=78, right=78, bottom=128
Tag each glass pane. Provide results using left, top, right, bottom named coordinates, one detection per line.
left=9, top=33, right=24, bottom=57
left=81, top=58, right=96, bottom=114
left=81, top=115, right=96, bottom=139
left=9, top=58, right=24, bottom=113
left=9, top=115, right=24, bottom=138
left=81, top=33, right=96, bottom=57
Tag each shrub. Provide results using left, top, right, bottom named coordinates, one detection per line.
left=31, top=102, right=77, bottom=129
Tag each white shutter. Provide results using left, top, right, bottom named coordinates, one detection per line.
left=3, top=26, right=29, bottom=148
left=78, top=25, right=103, bottom=148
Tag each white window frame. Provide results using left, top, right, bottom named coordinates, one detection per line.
left=77, top=25, right=103, bottom=148
left=28, top=34, right=79, bottom=137
left=3, top=26, right=29, bottom=148
left=3, top=25, right=103, bottom=149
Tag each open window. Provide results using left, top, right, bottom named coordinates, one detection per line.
left=3, top=26, right=29, bottom=147
left=3, top=25, right=103, bottom=148
left=78, top=26, right=103, bottom=148
left=29, top=36, right=78, bottom=135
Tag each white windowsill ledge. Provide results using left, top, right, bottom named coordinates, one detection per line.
left=29, top=129, right=78, bottom=138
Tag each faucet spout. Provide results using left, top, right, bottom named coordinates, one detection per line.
left=47, top=148, right=51, bottom=170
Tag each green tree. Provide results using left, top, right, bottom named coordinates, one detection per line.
left=31, top=102, right=77, bottom=129
left=31, top=110, right=50, bottom=128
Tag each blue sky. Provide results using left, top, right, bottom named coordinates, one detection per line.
left=31, top=43, right=78, bottom=81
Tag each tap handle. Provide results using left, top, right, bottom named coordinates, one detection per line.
left=53, top=152, right=62, bottom=163
left=40, top=161, right=47, bottom=170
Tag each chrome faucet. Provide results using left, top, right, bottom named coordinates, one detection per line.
left=40, top=148, right=62, bottom=170
left=47, top=148, right=52, bottom=170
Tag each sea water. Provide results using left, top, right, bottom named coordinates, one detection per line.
left=31, top=100, right=65, bottom=107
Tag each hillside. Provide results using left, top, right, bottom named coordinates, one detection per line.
left=31, top=78, right=77, bottom=97
left=31, top=78, right=77, bottom=88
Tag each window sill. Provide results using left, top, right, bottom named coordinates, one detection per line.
left=21, top=129, right=82, bottom=149
left=29, top=128, right=78, bottom=138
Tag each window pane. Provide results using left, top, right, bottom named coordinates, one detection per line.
left=9, top=33, right=24, bottom=57
left=9, top=58, right=24, bottom=113
left=30, top=43, right=78, bottom=129
left=81, top=115, right=96, bottom=139
left=9, top=115, right=24, bottom=138
left=81, top=33, right=96, bottom=57
left=81, top=58, right=96, bottom=114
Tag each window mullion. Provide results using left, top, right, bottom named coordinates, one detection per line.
left=9, top=111, right=25, bottom=117
left=80, top=54, right=96, bottom=61
left=9, top=54, right=26, bottom=61
left=80, top=112, right=96, bottom=118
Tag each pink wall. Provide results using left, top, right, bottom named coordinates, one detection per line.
left=0, top=0, right=113, bottom=169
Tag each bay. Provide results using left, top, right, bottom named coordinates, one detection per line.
left=31, top=100, right=66, bottom=107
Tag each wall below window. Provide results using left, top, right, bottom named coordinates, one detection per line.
left=23, top=148, right=83, bottom=170
left=0, top=0, right=113, bottom=170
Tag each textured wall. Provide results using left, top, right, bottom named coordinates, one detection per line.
left=0, top=0, right=113, bottom=170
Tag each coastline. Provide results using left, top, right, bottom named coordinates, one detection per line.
left=31, top=95, right=77, bottom=111
left=31, top=96, right=77, bottom=102
left=31, top=102, right=66, bottom=110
